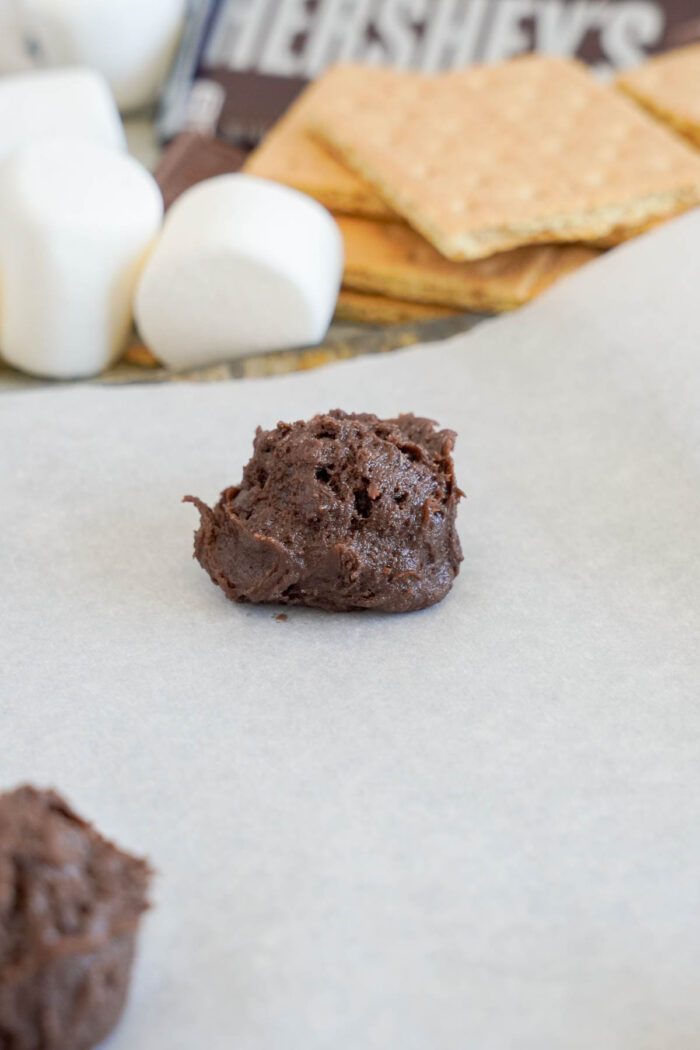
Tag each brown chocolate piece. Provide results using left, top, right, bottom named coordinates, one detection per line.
left=207, top=70, right=308, bottom=146
left=154, top=132, right=248, bottom=210
left=0, top=786, right=151, bottom=1050
left=186, top=410, right=463, bottom=613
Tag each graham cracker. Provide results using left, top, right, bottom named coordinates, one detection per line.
left=338, top=216, right=598, bottom=312
left=122, top=342, right=160, bottom=368
left=589, top=206, right=690, bottom=247
left=617, top=45, right=700, bottom=148
left=243, top=73, right=394, bottom=220
left=311, top=58, right=700, bottom=261
left=335, top=290, right=459, bottom=325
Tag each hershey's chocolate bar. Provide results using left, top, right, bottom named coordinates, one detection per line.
left=204, top=69, right=308, bottom=146
left=154, top=132, right=248, bottom=209
left=158, top=0, right=700, bottom=145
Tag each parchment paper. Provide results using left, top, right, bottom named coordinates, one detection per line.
left=2, top=211, right=700, bottom=1050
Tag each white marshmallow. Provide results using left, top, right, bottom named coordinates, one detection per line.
left=0, top=139, right=163, bottom=379
left=18, top=0, right=186, bottom=112
left=135, top=175, right=344, bottom=371
left=0, top=66, right=125, bottom=162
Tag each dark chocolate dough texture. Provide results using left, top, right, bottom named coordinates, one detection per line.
left=0, top=786, right=151, bottom=1050
left=187, top=410, right=463, bottom=613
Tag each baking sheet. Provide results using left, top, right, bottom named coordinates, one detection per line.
left=2, top=211, right=700, bottom=1050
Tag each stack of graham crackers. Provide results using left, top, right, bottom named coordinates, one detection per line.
left=244, top=52, right=700, bottom=324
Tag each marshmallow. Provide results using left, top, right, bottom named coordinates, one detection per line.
left=19, top=0, right=186, bottom=112
left=135, top=175, right=344, bottom=371
left=0, top=139, right=163, bottom=379
left=0, top=67, right=125, bottom=162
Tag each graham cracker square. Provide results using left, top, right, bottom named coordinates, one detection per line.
left=244, top=73, right=395, bottom=221
left=335, top=289, right=459, bottom=325
left=617, top=44, right=700, bottom=148
left=311, top=58, right=700, bottom=261
left=338, top=216, right=599, bottom=312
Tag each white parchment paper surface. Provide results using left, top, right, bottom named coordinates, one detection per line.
left=2, top=212, right=700, bottom=1050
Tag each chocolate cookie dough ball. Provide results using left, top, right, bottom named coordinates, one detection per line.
left=0, top=786, right=151, bottom=1050
left=187, top=410, right=463, bottom=613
